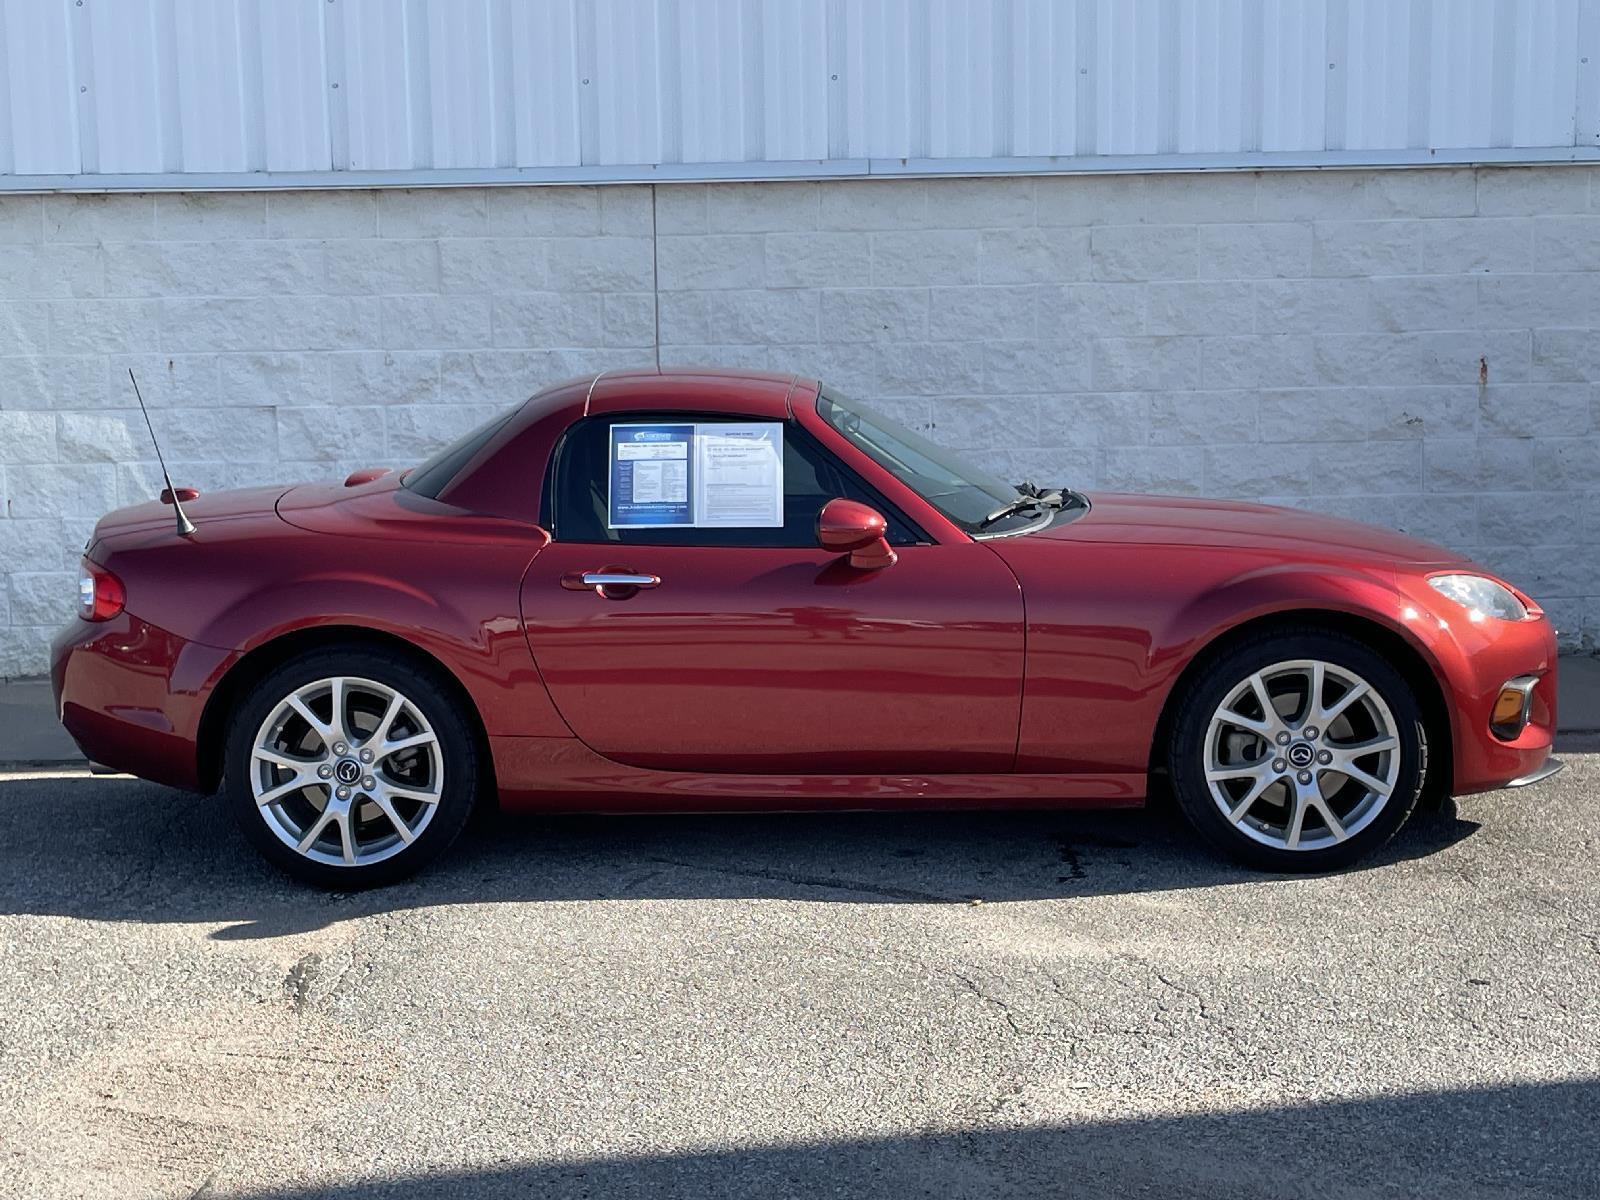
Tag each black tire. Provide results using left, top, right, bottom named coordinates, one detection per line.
left=1168, top=627, right=1425, bottom=873
left=223, top=647, right=480, bottom=888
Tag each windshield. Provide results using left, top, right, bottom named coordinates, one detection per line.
left=817, top=387, right=1047, bottom=535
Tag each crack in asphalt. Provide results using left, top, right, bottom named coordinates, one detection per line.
left=950, top=968, right=1178, bottom=1052
left=643, top=856, right=966, bottom=904
left=1528, top=894, right=1600, bottom=958
left=1150, top=968, right=1215, bottom=1023
left=950, top=971, right=1026, bottom=1038
left=92, top=803, right=193, bottom=906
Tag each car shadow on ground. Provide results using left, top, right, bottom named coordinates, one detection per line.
left=201, top=1079, right=1600, bottom=1199
left=0, top=771, right=1479, bottom=939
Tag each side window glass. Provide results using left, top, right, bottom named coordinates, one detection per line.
left=609, top=421, right=783, bottom=531
left=551, top=415, right=915, bottom=547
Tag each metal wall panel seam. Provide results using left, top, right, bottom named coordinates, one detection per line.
left=991, top=0, right=1012, bottom=158
left=152, top=0, right=183, bottom=172
left=657, top=0, right=682, bottom=164
left=1074, top=0, right=1095, bottom=155
left=324, top=0, right=349, bottom=169
left=1489, top=0, right=1515, bottom=149
left=1241, top=0, right=1263, bottom=151
left=1580, top=0, right=1600, bottom=145
left=910, top=3, right=931, bottom=159
left=743, top=0, right=766, bottom=162
left=1323, top=0, right=1346, bottom=151
left=0, top=9, right=10, bottom=174
left=406, top=0, right=434, bottom=170
left=69, top=0, right=98, bottom=173
left=825, top=0, right=847, bottom=159
left=1156, top=0, right=1177, bottom=155
left=572, top=1, right=596, bottom=166
left=1406, top=0, right=1431, bottom=150
left=490, top=0, right=517, bottom=167
left=240, top=0, right=269, bottom=171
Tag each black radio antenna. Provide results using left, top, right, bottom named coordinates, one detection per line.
left=127, top=368, right=196, bottom=538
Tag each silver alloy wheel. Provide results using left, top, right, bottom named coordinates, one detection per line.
left=249, top=675, right=444, bottom=868
left=1203, top=658, right=1401, bottom=852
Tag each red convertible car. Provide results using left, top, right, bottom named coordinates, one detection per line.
left=53, top=368, right=1560, bottom=887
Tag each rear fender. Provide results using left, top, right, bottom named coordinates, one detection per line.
left=203, top=571, right=569, bottom=740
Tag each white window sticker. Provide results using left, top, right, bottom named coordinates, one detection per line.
left=608, top=421, right=783, bottom=529
left=693, top=423, right=784, bottom=528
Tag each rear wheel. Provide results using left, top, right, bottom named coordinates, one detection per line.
left=223, top=648, right=479, bottom=888
left=1169, top=629, right=1425, bottom=872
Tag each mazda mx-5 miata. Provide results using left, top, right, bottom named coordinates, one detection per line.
left=54, top=368, right=1561, bottom=886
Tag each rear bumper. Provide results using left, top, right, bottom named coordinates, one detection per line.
left=51, top=613, right=233, bottom=792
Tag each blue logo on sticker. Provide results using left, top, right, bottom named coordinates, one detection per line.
left=633, top=431, right=674, bottom=441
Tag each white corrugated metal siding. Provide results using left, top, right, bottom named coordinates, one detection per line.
left=1, top=0, right=1596, bottom=189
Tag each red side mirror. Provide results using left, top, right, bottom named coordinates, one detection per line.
left=816, top=498, right=897, bottom=570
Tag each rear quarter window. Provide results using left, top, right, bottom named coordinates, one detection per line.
left=403, top=408, right=518, bottom=500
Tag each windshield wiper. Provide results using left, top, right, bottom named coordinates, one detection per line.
left=979, top=481, right=1065, bottom=529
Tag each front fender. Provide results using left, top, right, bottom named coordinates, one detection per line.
left=1140, top=560, right=1500, bottom=792
left=1148, top=559, right=1439, bottom=678
left=1001, top=540, right=1451, bottom=777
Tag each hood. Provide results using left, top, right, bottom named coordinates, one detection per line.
left=1036, top=492, right=1467, bottom=567
left=87, top=484, right=292, bottom=548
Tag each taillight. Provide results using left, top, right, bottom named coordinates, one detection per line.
left=78, top=561, right=125, bottom=622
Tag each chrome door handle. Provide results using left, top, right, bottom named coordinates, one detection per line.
left=581, top=572, right=659, bottom=589
left=561, top=570, right=661, bottom=594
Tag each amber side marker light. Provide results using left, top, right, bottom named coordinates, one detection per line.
left=1490, top=676, right=1538, bottom=740
left=78, top=561, right=125, bottom=622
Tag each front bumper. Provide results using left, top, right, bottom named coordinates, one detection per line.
left=51, top=612, right=233, bottom=792
left=1506, top=757, right=1565, bottom=788
left=1447, top=635, right=1559, bottom=796
left=1397, top=578, right=1561, bottom=796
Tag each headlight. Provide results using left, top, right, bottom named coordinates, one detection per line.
left=1427, top=574, right=1528, bottom=622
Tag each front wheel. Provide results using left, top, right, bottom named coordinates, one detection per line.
left=1168, top=629, right=1426, bottom=872
left=223, top=648, right=480, bottom=888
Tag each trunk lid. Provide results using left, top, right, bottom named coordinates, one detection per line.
left=86, top=485, right=291, bottom=551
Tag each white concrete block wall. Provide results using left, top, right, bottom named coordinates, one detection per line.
left=0, top=166, right=1596, bottom=674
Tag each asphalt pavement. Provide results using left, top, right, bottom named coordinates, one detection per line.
left=2, top=743, right=1597, bottom=1199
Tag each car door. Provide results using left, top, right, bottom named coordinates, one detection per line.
left=517, top=410, right=1025, bottom=775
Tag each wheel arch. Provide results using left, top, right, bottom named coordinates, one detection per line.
left=1147, top=608, right=1454, bottom=798
left=196, top=624, right=496, bottom=797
